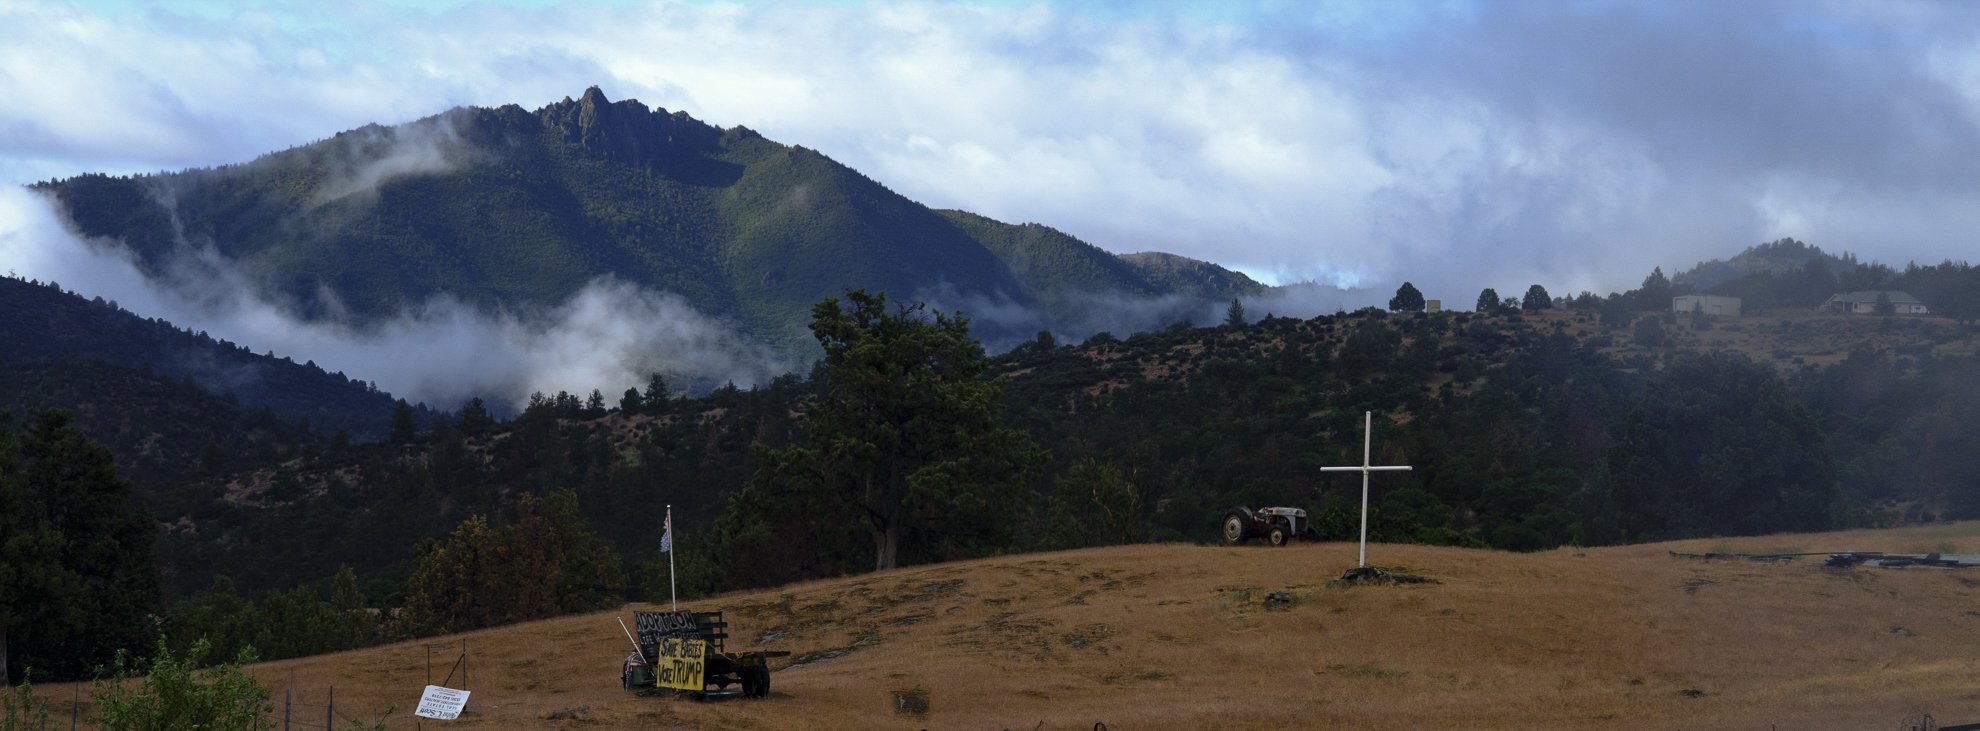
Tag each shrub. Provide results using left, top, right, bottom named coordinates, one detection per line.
left=1, top=673, right=50, bottom=731
left=92, top=639, right=273, bottom=731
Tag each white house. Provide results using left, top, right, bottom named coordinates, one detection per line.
left=1821, top=291, right=1929, bottom=315
left=1672, top=295, right=1741, bottom=317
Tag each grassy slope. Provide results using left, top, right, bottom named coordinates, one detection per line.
left=44, top=523, right=1980, bottom=730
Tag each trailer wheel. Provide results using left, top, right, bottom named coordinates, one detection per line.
left=1267, top=522, right=1292, bottom=546
left=1222, top=508, right=1255, bottom=545
left=741, top=664, right=770, bottom=698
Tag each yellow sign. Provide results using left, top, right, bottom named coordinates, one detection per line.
left=654, top=637, right=706, bottom=691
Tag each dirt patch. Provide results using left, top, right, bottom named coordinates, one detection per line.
left=1334, top=566, right=1438, bottom=586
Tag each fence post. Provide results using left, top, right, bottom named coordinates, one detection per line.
left=327, top=686, right=333, bottom=730
left=283, top=683, right=291, bottom=730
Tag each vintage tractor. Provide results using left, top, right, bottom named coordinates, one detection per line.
left=1221, top=506, right=1316, bottom=546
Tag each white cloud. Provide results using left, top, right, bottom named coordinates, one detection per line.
left=6, top=0, right=1980, bottom=321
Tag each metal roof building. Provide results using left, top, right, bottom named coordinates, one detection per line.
left=1821, top=291, right=1929, bottom=315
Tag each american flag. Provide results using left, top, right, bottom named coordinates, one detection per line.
left=659, top=510, right=673, bottom=554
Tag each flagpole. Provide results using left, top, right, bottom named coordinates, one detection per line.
left=667, top=505, right=678, bottom=611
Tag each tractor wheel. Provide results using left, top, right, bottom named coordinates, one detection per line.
left=1221, top=508, right=1255, bottom=545
left=1267, top=522, right=1292, bottom=547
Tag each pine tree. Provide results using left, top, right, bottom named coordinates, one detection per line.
left=642, top=373, right=670, bottom=413
left=1389, top=282, right=1426, bottom=313
left=1522, top=284, right=1553, bottom=312
left=1637, top=267, right=1672, bottom=310
left=0, top=410, right=158, bottom=683
left=1224, top=298, right=1247, bottom=327
left=390, top=399, right=416, bottom=443
left=746, top=291, right=1043, bottom=572
left=458, top=397, right=493, bottom=434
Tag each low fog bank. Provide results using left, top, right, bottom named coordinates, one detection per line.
left=1223, top=282, right=1383, bottom=323
left=5, top=173, right=1382, bottom=417
left=0, top=186, right=791, bottom=413
left=929, top=280, right=1381, bottom=354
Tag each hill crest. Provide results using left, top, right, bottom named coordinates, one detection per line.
left=38, top=524, right=1976, bottom=730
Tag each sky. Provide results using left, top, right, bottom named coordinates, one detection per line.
left=5, top=0, right=1980, bottom=404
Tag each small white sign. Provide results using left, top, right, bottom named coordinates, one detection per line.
left=414, top=685, right=470, bottom=720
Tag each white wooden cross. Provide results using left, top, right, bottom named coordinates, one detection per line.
left=1320, top=411, right=1413, bottom=567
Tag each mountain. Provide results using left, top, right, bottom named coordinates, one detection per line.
left=38, top=87, right=1262, bottom=356
left=0, top=275, right=414, bottom=475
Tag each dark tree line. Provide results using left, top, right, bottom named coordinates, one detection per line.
left=0, top=410, right=157, bottom=684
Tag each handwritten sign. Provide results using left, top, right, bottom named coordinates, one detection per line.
left=636, top=610, right=698, bottom=637
left=634, top=610, right=699, bottom=660
left=654, top=637, right=706, bottom=691
left=414, top=685, right=470, bottom=720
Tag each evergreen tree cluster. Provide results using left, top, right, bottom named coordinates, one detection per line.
left=0, top=410, right=157, bottom=685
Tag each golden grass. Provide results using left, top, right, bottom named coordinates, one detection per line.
left=32, top=524, right=1980, bottom=729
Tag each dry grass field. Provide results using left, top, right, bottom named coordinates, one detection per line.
left=36, top=523, right=1980, bottom=729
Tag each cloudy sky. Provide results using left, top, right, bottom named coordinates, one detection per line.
left=3, top=0, right=1980, bottom=404
left=6, top=0, right=1980, bottom=308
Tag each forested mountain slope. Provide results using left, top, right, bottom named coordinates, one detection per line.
left=37, top=87, right=1258, bottom=354
left=148, top=295, right=1980, bottom=607
left=0, top=276, right=414, bottom=476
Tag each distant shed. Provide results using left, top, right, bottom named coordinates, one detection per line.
left=1673, top=295, right=1741, bottom=317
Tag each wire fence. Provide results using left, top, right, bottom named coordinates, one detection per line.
left=30, top=687, right=398, bottom=731
left=28, top=643, right=466, bottom=730
left=260, top=685, right=394, bottom=731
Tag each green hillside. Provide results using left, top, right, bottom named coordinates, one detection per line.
left=0, top=276, right=409, bottom=449
left=150, top=290, right=1980, bottom=602
left=0, top=360, right=306, bottom=488
left=38, top=88, right=1252, bottom=353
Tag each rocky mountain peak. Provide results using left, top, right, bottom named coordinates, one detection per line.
left=537, top=86, right=718, bottom=166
